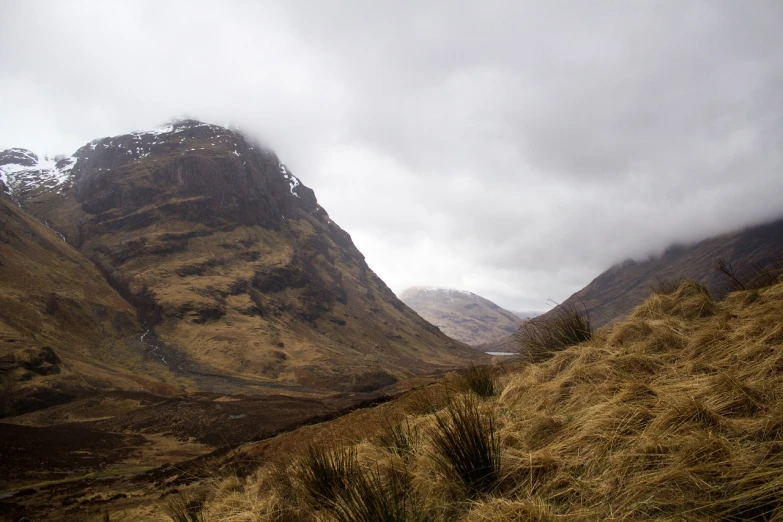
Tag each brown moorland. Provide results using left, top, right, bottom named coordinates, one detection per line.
left=14, top=274, right=779, bottom=520
left=0, top=196, right=156, bottom=416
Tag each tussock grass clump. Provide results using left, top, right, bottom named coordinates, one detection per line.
left=332, top=468, right=424, bottom=522
left=430, top=395, right=500, bottom=495
left=633, top=280, right=715, bottom=321
left=405, top=385, right=448, bottom=415
left=608, top=315, right=687, bottom=359
left=650, top=276, right=686, bottom=296
left=294, top=444, right=357, bottom=508
left=377, top=418, right=420, bottom=457
left=517, top=302, right=592, bottom=362
left=163, top=494, right=208, bottom=522
left=268, top=459, right=301, bottom=507
left=454, top=364, right=497, bottom=398
left=716, top=255, right=783, bottom=297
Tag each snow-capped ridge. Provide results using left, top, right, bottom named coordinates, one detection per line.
left=405, top=286, right=480, bottom=298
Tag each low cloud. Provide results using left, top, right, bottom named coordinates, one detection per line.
left=2, top=0, right=782, bottom=311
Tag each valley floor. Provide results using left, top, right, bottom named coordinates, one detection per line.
left=0, top=374, right=449, bottom=521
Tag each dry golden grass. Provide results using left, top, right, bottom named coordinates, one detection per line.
left=91, top=213, right=485, bottom=392
left=152, top=280, right=783, bottom=521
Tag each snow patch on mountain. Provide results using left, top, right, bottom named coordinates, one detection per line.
left=0, top=149, right=77, bottom=197
left=2, top=121, right=309, bottom=207
left=129, top=121, right=211, bottom=139
left=279, top=163, right=301, bottom=198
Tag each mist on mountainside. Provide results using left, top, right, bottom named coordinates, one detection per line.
left=2, top=1, right=782, bottom=313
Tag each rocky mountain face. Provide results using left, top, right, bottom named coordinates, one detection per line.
left=539, top=216, right=783, bottom=329
left=0, top=120, right=482, bottom=405
left=399, top=286, right=521, bottom=346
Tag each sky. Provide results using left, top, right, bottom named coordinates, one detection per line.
left=1, top=1, right=782, bottom=313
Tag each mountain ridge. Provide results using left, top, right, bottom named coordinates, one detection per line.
left=550, top=216, right=783, bottom=328
left=481, top=216, right=783, bottom=356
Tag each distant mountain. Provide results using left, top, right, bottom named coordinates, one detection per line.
left=539, top=216, right=783, bottom=329
left=0, top=120, right=484, bottom=412
left=399, top=286, right=521, bottom=346
left=513, top=310, right=541, bottom=320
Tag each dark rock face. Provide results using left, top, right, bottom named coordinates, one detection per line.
left=0, top=346, right=62, bottom=379
left=71, top=121, right=319, bottom=240
left=58, top=121, right=349, bottom=326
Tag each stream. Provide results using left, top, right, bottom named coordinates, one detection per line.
left=140, top=329, right=167, bottom=365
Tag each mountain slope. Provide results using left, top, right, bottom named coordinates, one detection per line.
left=0, top=194, right=160, bottom=416
left=1, top=120, right=483, bottom=395
left=400, top=286, right=520, bottom=346
left=541, top=216, right=783, bottom=329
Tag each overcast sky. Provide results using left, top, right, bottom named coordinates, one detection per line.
left=2, top=1, right=782, bottom=312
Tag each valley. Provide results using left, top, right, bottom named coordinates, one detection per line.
left=0, top=120, right=484, bottom=405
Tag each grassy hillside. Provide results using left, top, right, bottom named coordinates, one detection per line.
left=484, top=216, right=783, bottom=356
left=110, top=275, right=783, bottom=521
left=0, top=197, right=171, bottom=416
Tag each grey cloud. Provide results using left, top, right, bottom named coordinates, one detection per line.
left=1, top=0, right=782, bottom=311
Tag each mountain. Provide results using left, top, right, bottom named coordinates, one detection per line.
left=399, top=286, right=521, bottom=346
left=0, top=120, right=483, bottom=401
left=539, top=216, right=783, bottom=329
left=513, top=310, right=541, bottom=320
left=481, top=217, right=783, bottom=356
